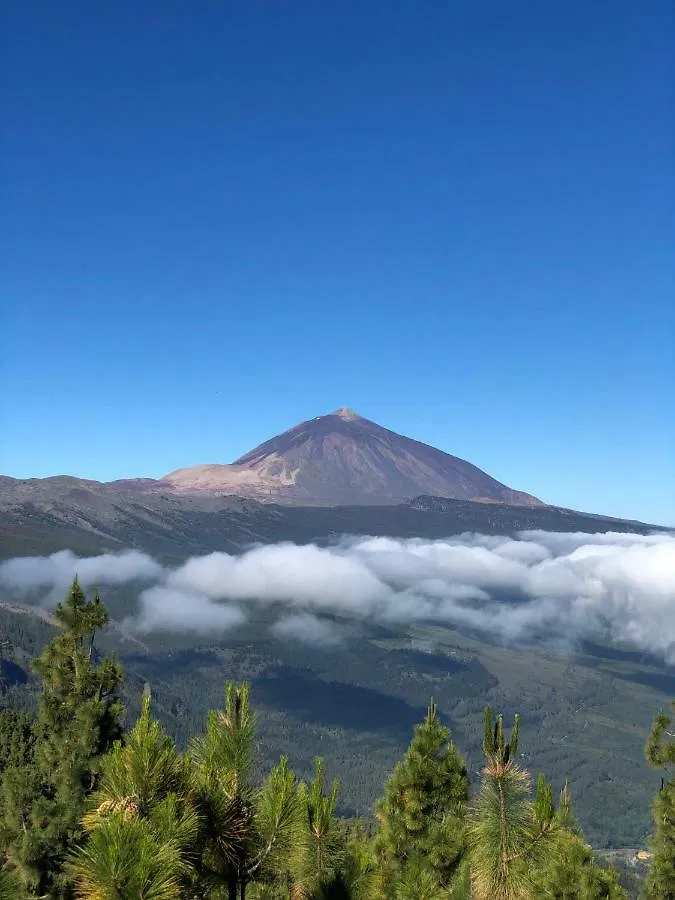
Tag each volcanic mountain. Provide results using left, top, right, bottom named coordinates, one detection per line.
left=163, top=407, right=542, bottom=507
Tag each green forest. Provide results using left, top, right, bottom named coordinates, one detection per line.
left=0, top=581, right=672, bottom=900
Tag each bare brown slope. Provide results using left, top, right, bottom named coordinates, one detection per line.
left=164, top=407, right=542, bottom=506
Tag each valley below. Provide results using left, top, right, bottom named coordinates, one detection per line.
left=0, top=493, right=672, bottom=851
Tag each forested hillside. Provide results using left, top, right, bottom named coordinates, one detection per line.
left=0, top=576, right=671, bottom=853
left=0, top=582, right=672, bottom=899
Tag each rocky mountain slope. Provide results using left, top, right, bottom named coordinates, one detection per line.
left=163, top=407, right=542, bottom=506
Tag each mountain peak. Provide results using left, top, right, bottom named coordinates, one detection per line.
left=163, top=408, right=543, bottom=507
left=331, top=406, right=360, bottom=420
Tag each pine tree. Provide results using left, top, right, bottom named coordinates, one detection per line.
left=642, top=700, right=675, bottom=900
left=0, top=866, right=27, bottom=900
left=0, top=577, right=123, bottom=897
left=468, top=708, right=557, bottom=900
left=291, top=758, right=344, bottom=897
left=531, top=784, right=626, bottom=899
left=69, top=694, right=199, bottom=899
left=291, top=821, right=383, bottom=900
left=78, top=692, right=193, bottom=830
left=330, top=825, right=383, bottom=900
left=374, top=699, right=469, bottom=896
left=190, top=681, right=303, bottom=900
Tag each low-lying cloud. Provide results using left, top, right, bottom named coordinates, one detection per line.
left=271, top=612, right=341, bottom=646
left=131, top=586, right=246, bottom=635
left=1, top=531, right=673, bottom=661
left=0, top=549, right=161, bottom=604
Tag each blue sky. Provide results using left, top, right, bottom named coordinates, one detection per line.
left=1, top=1, right=673, bottom=525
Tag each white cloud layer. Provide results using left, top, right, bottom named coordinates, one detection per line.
left=0, top=549, right=161, bottom=603
left=1, top=532, right=673, bottom=660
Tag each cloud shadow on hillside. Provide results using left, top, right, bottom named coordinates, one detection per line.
left=252, top=666, right=427, bottom=736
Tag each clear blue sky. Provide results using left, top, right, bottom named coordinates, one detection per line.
left=1, top=1, right=673, bottom=525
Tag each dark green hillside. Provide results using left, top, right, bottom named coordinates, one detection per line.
left=0, top=596, right=669, bottom=850
left=115, top=621, right=669, bottom=848
left=1, top=581, right=664, bottom=899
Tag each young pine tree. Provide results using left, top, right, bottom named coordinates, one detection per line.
left=69, top=694, right=199, bottom=900
left=0, top=577, right=123, bottom=897
left=530, top=784, right=626, bottom=899
left=292, top=758, right=344, bottom=896
left=468, top=708, right=557, bottom=900
left=642, top=700, right=675, bottom=900
left=374, top=699, right=469, bottom=896
left=190, top=682, right=303, bottom=900
left=469, top=709, right=626, bottom=900
left=323, top=824, right=383, bottom=900
left=0, top=867, right=27, bottom=900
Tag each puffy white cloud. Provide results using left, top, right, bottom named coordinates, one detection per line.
left=167, top=543, right=387, bottom=612
left=0, top=549, right=161, bottom=597
left=2, top=531, right=674, bottom=659
left=271, top=613, right=340, bottom=646
left=129, top=586, right=246, bottom=635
